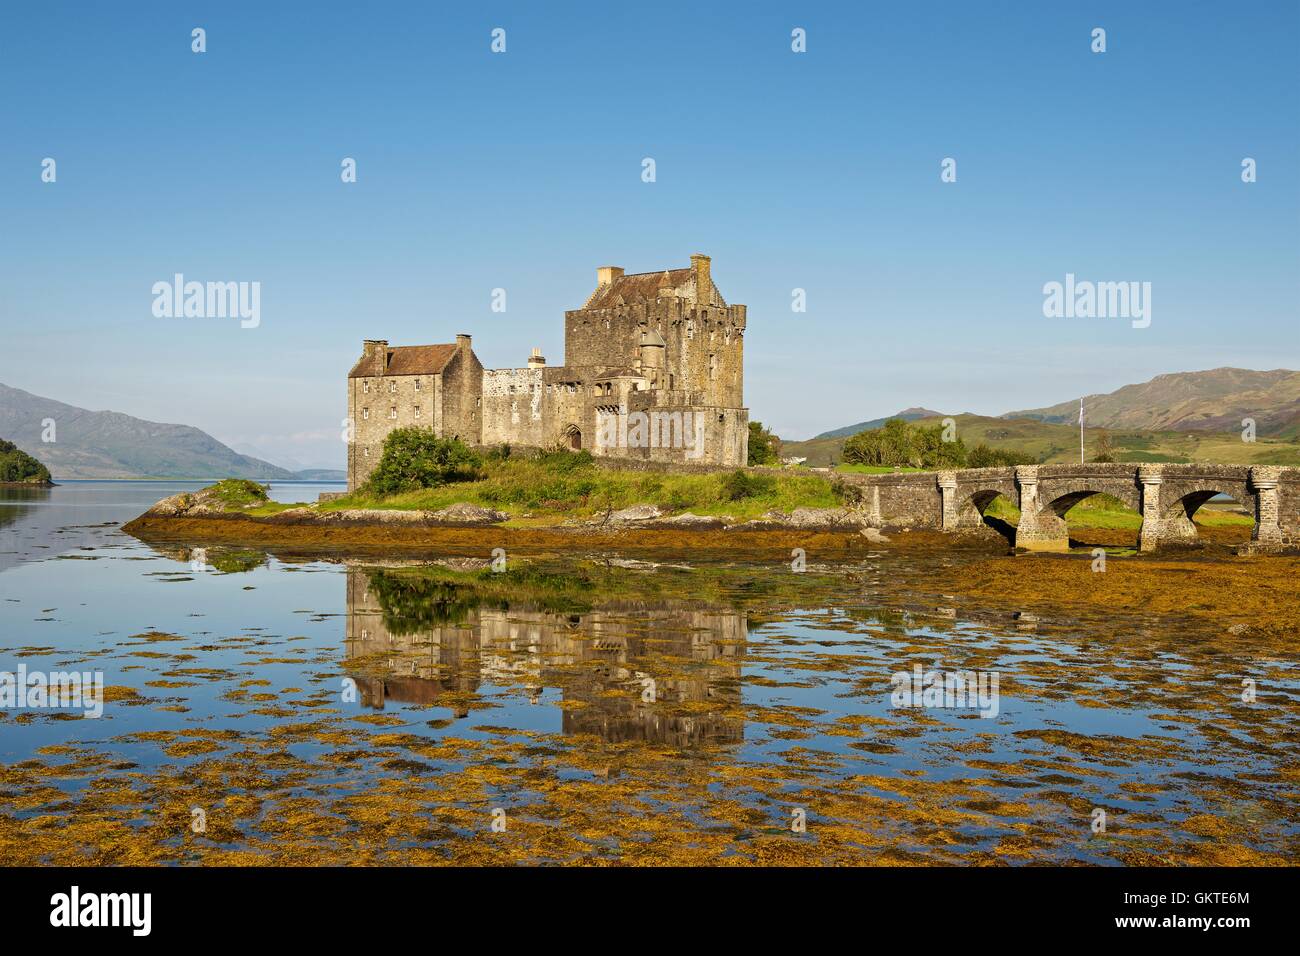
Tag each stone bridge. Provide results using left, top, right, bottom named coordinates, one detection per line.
left=836, top=463, right=1299, bottom=553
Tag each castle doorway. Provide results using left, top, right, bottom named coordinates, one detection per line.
left=565, top=425, right=582, bottom=450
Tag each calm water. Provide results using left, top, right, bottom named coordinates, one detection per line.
left=0, top=481, right=1295, bottom=865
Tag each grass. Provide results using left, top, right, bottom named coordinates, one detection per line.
left=319, top=454, right=841, bottom=522
left=834, top=464, right=929, bottom=475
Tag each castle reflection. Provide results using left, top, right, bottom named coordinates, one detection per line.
left=345, top=564, right=746, bottom=747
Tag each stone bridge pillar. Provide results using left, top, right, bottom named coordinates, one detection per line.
left=1249, top=466, right=1283, bottom=552
left=938, top=472, right=957, bottom=531
left=1013, top=465, right=1068, bottom=551
left=1138, top=464, right=1196, bottom=551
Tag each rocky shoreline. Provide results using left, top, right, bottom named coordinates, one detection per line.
left=119, top=488, right=967, bottom=555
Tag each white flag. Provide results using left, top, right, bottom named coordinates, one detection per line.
left=1079, top=399, right=1084, bottom=425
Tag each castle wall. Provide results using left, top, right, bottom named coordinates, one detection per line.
left=348, top=371, right=441, bottom=490
left=482, top=367, right=548, bottom=447
left=440, top=347, right=483, bottom=444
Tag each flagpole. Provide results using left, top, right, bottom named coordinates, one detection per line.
left=1079, top=398, right=1084, bottom=463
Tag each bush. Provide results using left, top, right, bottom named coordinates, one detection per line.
left=842, top=419, right=966, bottom=468
left=364, top=429, right=483, bottom=497
left=720, top=469, right=776, bottom=501
left=747, top=421, right=781, bottom=466
left=966, top=443, right=1037, bottom=468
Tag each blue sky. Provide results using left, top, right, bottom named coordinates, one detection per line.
left=2, top=1, right=1297, bottom=469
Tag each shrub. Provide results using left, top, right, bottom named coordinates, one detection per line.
left=747, top=421, right=781, bottom=466
left=842, top=419, right=967, bottom=468
left=720, top=469, right=776, bottom=501
left=364, top=429, right=483, bottom=497
left=966, top=443, right=1037, bottom=468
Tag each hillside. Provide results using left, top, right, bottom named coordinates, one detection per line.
left=0, top=438, right=53, bottom=484
left=1003, top=368, right=1300, bottom=438
left=0, top=383, right=295, bottom=480
left=782, top=413, right=1300, bottom=468
left=812, top=407, right=945, bottom=440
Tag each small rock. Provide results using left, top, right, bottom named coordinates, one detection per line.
left=428, top=503, right=508, bottom=525
left=650, top=512, right=727, bottom=529
left=860, top=527, right=890, bottom=543
left=603, top=504, right=663, bottom=523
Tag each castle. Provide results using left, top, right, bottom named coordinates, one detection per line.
left=346, top=254, right=748, bottom=490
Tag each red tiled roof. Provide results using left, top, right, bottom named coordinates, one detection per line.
left=348, top=344, right=459, bottom=378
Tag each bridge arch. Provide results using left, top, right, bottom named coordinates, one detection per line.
left=1037, top=479, right=1141, bottom=517
left=950, top=483, right=1019, bottom=542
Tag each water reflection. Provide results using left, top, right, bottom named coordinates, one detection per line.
left=345, top=565, right=746, bottom=746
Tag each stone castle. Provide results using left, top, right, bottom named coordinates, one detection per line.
left=347, top=254, right=748, bottom=490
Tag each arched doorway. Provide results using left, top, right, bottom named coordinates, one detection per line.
left=564, top=425, right=582, bottom=450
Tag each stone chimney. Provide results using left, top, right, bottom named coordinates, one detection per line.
left=690, top=253, right=712, bottom=303
left=455, top=333, right=472, bottom=354
left=527, top=347, right=546, bottom=368
left=597, top=265, right=624, bottom=287
left=362, top=339, right=388, bottom=376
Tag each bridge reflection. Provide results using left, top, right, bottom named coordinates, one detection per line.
left=344, top=565, right=747, bottom=747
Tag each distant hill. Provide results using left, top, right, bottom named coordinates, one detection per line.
left=292, top=469, right=347, bottom=481
left=0, top=383, right=295, bottom=480
left=1004, top=368, right=1300, bottom=439
left=812, top=407, right=945, bottom=440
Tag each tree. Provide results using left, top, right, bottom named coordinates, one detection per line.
left=364, top=429, right=483, bottom=497
left=747, top=420, right=781, bottom=466
left=1092, top=430, right=1115, bottom=463
left=841, top=419, right=967, bottom=468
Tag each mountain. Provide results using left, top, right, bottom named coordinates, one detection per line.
left=812, top=408, right=946, bottom=440
left=0, top=383, right=295, bottom=479
left=1003, top=368, right=1300, bottom=439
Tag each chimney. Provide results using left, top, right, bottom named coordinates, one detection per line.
left=455, top=333, right=472, bottom=353
left=597, top=265, right=624, bottom=287
left=527, top=347, right=546, bottom=368
left=690, top=253, right=712, bottom=302
left=363, top=339, right=388, bottom=376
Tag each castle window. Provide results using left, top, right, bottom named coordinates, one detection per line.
left=414, top=379, right=421, bottom=391
left=362, top=408, right=370, bottom=420
left=414, top=406, right=421, bottom=419
left=363, top=380, right=369, bottom=393
left=389, top=381, right=396, bottom=393
left=389, top=406, right=397, bottom=419
left=709, top=353, right=718, bottom=381
left=363, top=447, right=369, bottom=458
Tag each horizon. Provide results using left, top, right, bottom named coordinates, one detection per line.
left=5, top=362, right=1296, bottom=471
left=3, top=1, right=1298, bottom=468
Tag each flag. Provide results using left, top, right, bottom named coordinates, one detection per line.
left=1079, top=398, right=1084, bottom=425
